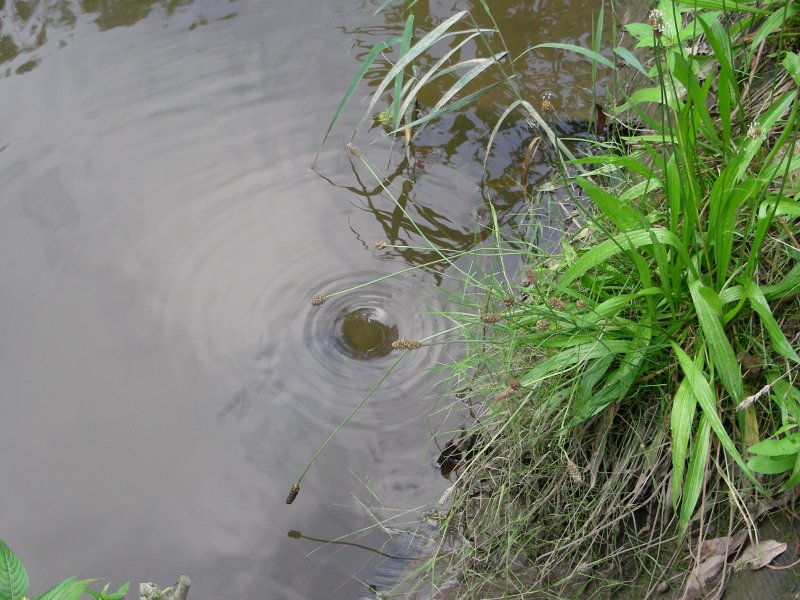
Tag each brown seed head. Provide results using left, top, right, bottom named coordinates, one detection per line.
left=345, top=142, right=362, bottom=156
left=392, top=339, right=423, bottom=350
left=566, top=459, right=583, bottom=484
left=310, top=294, right=327, bottom=306
left=286, top=484, right=300, bottom=504
left=508, top=379, right=521, bottom=391
left=547, top=297, right=565, bottom=311
left=495, top=387, right=515, bottom=401
left=373, top=241, right=388, bottom=250
left=576, top=300, right=587, bottom=309
left=480, top=313, right=502, bottom=324
left=524, top=269, right=537, bottom=286
left=536, top=319, right=551, bottom=332
left=503, top=297, right=516, bottom=308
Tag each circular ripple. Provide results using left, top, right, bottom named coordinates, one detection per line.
left=334, top=306, right=398, bottom=360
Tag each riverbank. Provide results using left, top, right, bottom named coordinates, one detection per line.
left=326, top=1, right=800, bottom=598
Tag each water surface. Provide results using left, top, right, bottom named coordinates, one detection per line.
left=0, top=1, right=615, bottom=598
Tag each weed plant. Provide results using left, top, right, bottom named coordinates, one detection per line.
left=309, top=0, right=800, bottom=597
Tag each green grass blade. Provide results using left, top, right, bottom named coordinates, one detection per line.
left=614, top=46, right=649, bottom=78
left=560, top=228, right=695, bottom=287
left=688, top=280, right=743, bottom=404
left=355, top=10, right=469, bottom=135
left=671, top=374, right=698, bottom=509
left=678, top=413, right=711, bottom=540
left=519, top=43, right=614, bottom=70
left=743, top=279, right=800, bottom=363
left=397, top=32, right=482, bottom=119
left=392, top=15, right=415, bottom=131
left=321, top=35, right=402, bottom=147
left=672, top=344, right=759, bottom=488
left=520, top=340, right=632, bottom=387
left=428, top=52, right=507, bottom=114
left=574, top=177, right=642, bottom=232
left=0, top=539, right=28, bottom=600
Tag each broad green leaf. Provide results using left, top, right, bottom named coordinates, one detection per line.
left=0, top=539, right=28, bottom=600
left=33, top=577, right=94, bottom=600
left=672, top=344, right=760, bottom=488
left=747, top=453, right=796, bottom=475
left=671, top=373, right=698, bottom=509
left=574, top=177, right=642, bottom=232
left=679, top=413, right=711, bottom=540
left=785, top=52, right=800, bottom=86
left=560, top=228, right=695, bottom=287
left=688, top=280, right=742, bottom=404
left=613, top=86, right=666, bottom=113
left=749, top=433, right=800, bottom=456
left=743, top=279, right=800, bottom=363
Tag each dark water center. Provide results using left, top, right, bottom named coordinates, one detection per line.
left=0, top=1, right=618, bottom=598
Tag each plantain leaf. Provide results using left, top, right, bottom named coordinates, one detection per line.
left=672, top=344, right=760, bottom=488
left=679, top=413, right=711, bottom=540
left=747, top=454, right=797, bottom=475
left=671, top=373, right=698, bottom=509
left=0, top=539, right=28, bottom=600
left=688, top=280, right=743, bottom=404
left=743, top=279, right=800, bottom=363
left=748, top=433, right=800, bottom=456
left=560, top=228, right=695, bottom=287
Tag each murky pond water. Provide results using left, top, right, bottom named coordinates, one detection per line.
left=0, top=1, right=624, bottom=598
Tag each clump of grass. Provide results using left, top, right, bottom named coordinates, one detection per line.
left=322, top=0, right=800, bottom=596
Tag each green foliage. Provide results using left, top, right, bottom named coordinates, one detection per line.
left=327, top=0, right=800, bottom=595
left=0, top=539, right=127, bottom=600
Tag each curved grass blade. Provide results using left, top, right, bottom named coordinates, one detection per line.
left=671, top=344, right=761, bottom=489
left=560, top=228, right=695, bottom=287
left=428, top=51, right=507, bottom=115
left=517, top=43, right=614, bottom=70
left=678, top=413, right=711, bottom=540
left=391, top=15, right=415, bottom=131
left=671, top=373, right=698, bottom=509
left=613, top=47, right=649, bottom=77
left=320, top=34, right=402, bottom=148
left=574, top=177, right=643, bottom=232
left=742, top=279, right=800, bottom=363
left=354, top=10, right=469, bottom=136
left=520, top=339, right=632, bottom=387
left=688, top=280, right=743, bottom=404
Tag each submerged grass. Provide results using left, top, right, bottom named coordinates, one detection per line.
left=302, top=0, right=800, bottom=597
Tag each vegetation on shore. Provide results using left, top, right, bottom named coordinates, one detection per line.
left=308, top=0, right=800, bottom=597
left=0, top=538, right=128, bottom=600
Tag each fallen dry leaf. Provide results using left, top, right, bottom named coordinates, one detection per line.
left=733, top=539, right=787, bottom=571
left=699, top=530, right=748, bottom=560
left=684, top=554, right=724, bottom=599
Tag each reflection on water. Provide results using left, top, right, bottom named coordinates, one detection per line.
left=0, top=0, right=627, bottom=598
left=0, top=0, right=241, bottom=76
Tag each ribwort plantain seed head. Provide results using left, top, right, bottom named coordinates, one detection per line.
left=536, top=319, right=551, bottom=332
left=373, top=241, right=388, bottom=250
left=310, top=294, right=327, bottom=306
left=286, top=484, right=300, bottom=504
left=547, top=297, right=565, bottom=311
left=345, top=142, right=362, bottom=156
left=480, top=313, right=502, bottom=324
left=392, top=339, right=423, bottom=350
